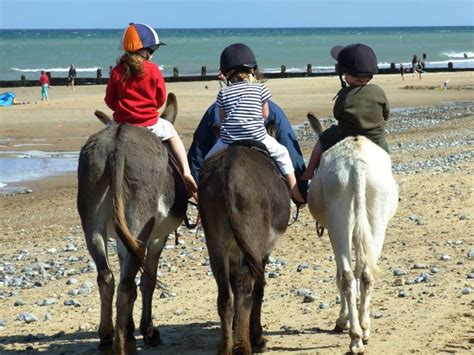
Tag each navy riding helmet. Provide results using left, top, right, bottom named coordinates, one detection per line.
left=330, top=43, right=378, bottom=77
left=220, top=43, right=257, bottom=75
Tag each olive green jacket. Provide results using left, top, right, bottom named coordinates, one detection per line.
left=333, top=83, right=389, bottom=141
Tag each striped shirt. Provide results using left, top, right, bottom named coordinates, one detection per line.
left=216, top=81, right=272, bottom=144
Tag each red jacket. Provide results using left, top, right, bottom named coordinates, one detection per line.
left=39, top=74, right=50, bottom=86
left=105, top=61, right=166, bottom=127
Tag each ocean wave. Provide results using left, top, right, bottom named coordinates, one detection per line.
left=441, top=51, right=473, bottom=59
left=262, top=66, right=334, bottom=73
left=11, top=67, right=100, bottom=73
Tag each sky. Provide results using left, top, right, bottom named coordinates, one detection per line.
left=0, top=0, right=473, bottom=29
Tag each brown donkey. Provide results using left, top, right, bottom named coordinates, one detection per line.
left=77, top=94, right=188, bottom=354
left=198, top=144, right=291, bottom=354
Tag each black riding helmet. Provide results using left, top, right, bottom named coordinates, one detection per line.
left=331, top=43, right=378, bottom=77
left=220, top=43, right=257, bottom=75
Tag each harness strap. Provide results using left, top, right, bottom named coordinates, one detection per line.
left=166, top=148, right=201, bottom=232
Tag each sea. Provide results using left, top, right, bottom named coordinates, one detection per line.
left=0, top=26, right=473, bottom=80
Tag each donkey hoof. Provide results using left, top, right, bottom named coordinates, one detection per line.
left=333, top=324, right=345, bottom=333
left=143, top=328, right=162, bottom=347
left=98, top=340, right=113, bottom=352
left=251, top=337, right=267, bottom=353
left=362, top=338, right=369, bottom=345
left=232, top=343, right=252, bottom=355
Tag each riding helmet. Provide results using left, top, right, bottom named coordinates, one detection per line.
left=121, top=23, right=166, bottom=53
left=330, top=43, right=378, bottom=77
left=220, top=43, right=257, bottom=74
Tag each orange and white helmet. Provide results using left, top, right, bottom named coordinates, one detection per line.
left=121, top=23, right=165, bottom=53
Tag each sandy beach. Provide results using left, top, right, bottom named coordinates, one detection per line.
left=1, top=71, right=473, bottom=354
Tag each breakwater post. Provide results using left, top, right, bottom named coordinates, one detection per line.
left=1, top=63, right=472, bottom=87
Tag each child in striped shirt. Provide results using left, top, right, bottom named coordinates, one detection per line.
left=206, top=43, right=306, bottom=205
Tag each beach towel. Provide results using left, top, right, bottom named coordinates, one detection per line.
left=0, top=92, right=16, bottom=107
left=188, top=100, right=308, bottom=199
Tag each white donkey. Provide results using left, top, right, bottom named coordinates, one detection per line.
left=306, top=114, right=398, bottom=353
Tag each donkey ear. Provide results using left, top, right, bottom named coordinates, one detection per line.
left=307, top=112, right=323, bottom=136
left=94, top=110, right=112, bottom=125
left=266, top=119, right=277, bottom=138
left=161, top=92, right=178, bottom=124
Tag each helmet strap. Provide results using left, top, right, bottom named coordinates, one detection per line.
left=338, top=73, right=346, bottom=88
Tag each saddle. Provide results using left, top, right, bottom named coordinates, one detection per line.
left=229, top=139, right=270, bottom=156
left=229, top=139, right=291, bottom=193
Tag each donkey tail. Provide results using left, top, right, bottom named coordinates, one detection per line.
left=110, top=126, right=145, bottom=264
left=352, top=159, right=381, bottom=278
left=224, top=159, right=265, bottom=287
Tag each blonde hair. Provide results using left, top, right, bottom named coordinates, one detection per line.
left=117, top=52, right=146, bottom=82
left=228, top=67, right=262, bottom=84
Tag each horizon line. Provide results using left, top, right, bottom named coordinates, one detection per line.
left=1, top=25, right=473, bottom=31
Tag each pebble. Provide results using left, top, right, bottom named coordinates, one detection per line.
left=303, top=295, right=316, bottom=303
left=398, top=290, right=408, bottom=298
left=430, top=267, right=439, bottom=274
left=297, top=262, right=309, bottom=272
left=38, top=298, right=56, bottom=306
left=14, top=299, right=26, bottom=306
left=393, top=268, right=407, bottom=276
left=268, top=272, right=279, bottom=279
left=468, top=250, right=474, bottom=258
left=413, top=262, right=426, bottom=269
left=66, top=278, right=78, bottom=285
left=0, top=318, right=5, bottom=328
left=467, top=273, right=474, bottom=279
left=440, top=255, right=451, bottom=261
left=461, top=287, right=471, bottom=295
left=319, top=302, right=330, bottom=309
left=373, top=312, right=383, bottom=319
left=64, top=299, right=81, bottom=307
left=16, top=312, right=38, bottom=324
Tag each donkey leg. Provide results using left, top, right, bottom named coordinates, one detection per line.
left=208, top=244, right=233, bottom=355
left=85, top=230, right=115, bottom=348
left=340, top=268, right=364, bottom=354
left=249, top=258, right=267, bottom=353
left=334, top=266, right=349, bottom=333
left=232, top=263, right=254, bottom=355
left=359, top=265, right=374, bottom=344
left=140, top=237, right=167, bottom=347
left=114, top=243, right=140, bottom=355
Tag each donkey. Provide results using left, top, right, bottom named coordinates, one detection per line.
left=305, top=114, right=398, bottom=353
left=77, top=94, right=188, bottom=354
left=198, top=144, right=291, bottom=354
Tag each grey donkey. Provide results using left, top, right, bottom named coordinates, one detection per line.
left=77, top=93, right=188, bottom=354
left=198, top=143, right=292, bottom=354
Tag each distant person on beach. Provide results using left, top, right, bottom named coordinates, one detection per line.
left=302, top=43, right=390, bottom=180
left=39, top=70, right=51, bottom=100
left=422, top=52, right=427, bottom=68
left=400, top=63, right=405, bottom=80
left=67, top=64, right=76, bottom=89
left=463, top=53, right=468, bottom=59
left=203, top=43, right=305, bottom=204
left=411, top=54, right=418, bottom=76
left=415, top=60, right=424, bottom=80
left=105, top=22, right=197, bottom=194
left=108, top=65, right=113, bottom=77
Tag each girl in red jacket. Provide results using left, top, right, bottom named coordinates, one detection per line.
left=105, top=23, right=197, bottom=194
left=39, top=71, right=51, bottom=100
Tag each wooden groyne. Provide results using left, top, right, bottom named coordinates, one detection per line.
left=0, top=63, right=472, bottom=88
